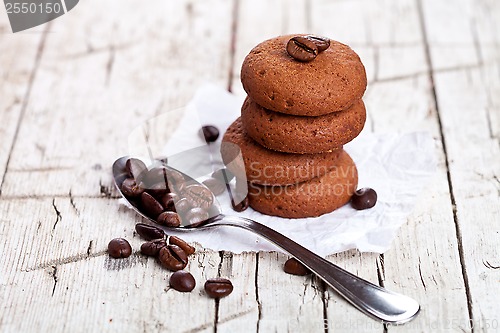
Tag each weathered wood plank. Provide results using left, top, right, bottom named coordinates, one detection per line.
left=0, top=10, right=44, bottom=195
left=0, top=196, right=226, bottom=332
left=434, top=66, right=500, bottom=332
left=0, top=0, right=234, bottom=198
left=419, top=0, right=500, bottom=331
left=254, top=252, right=326, bottom=332
left=217, top=252, right=259, bottom=332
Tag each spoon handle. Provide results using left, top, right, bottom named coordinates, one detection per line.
left=210, top=215, right=420, bottom=324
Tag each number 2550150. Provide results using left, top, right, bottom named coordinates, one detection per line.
left=5, top=2, right=62, bottom=14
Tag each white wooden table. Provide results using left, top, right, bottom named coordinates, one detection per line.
left=1, top=0, right=499, bottom=332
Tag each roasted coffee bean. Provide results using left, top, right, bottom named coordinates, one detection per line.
left=141, top=192, right=165, bottom=219
left=141, top=239, right=166, bottom=256
left=351, top=188, right=377, bottom=210
left=125, top=158, right=147, bottom=181
left=161, top=192, right=179, bottom=211
left=169, top=271, right=196, bottom=292
left=231, top=196, right=249, bottom=212
left=201, top=125, right=219, bottom=143
left=202, top=177, right=226, bottom=196
left=204, top=278, right=233, bottom=298
left=121, top=178, right=144, bottom=197
left=169, top=236, right=195, bottom=256
left=286, top=36, right=318, bottom=62
left=166, top=169, right=186, bottom=192
left=174, top=198, right=192, bottom=216
left=158, top=245, right=188, bottom=271
left=212, top=168, right=234, bottom=184
left=135, top=223, right=165, bottom=241
left=284, top=258, right=311, bottom=276
left=185, top=207, right=209, bottom=225
left=108, top=238, right=132, bottom=259
left=157, top=211, right=181, bottom=227
left=183, top=184, right=214, bottom=210
left=142, top=167, right=169, bottom=197
left=304, top=35, right=330, bottom=52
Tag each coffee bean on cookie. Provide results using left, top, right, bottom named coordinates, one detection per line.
left=286, top=36, right=318, bottom=62
left=304, top=35, right=330, bottom=52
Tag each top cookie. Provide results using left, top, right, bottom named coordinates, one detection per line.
left=241, top=34, right=367, bottom=116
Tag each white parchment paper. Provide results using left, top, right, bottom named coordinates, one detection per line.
left=124, top=84, right=437, bottom=256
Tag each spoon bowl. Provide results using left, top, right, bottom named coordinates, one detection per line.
left=113, top=156, right=420, bottom=324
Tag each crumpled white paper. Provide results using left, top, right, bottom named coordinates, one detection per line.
left=124, top=84, right=437, bottom=256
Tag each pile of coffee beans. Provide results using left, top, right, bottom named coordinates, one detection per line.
left=286, top=35, right=330, bottom=62
left=135, top=223, right=195, bottom=271
left=119, top=157, right=248, bottom=226
left=119, top=158, right=217, bottom=226
left=135, top=223, right=233, bottom=297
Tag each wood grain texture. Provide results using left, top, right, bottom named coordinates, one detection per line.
left=0, top=0, right=234, bottom=198
left=0, top=10, right=45, bottom=195
left=420, top=0, right=500, bottom=331
left=1, top=0, right=499, bottom=331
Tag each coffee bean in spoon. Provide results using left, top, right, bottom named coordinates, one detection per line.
left=286, top=36, right=318, bottom=62
left=142, top=167, right=169, bottom=197
left=161, top=192, right=179, bottom=211
left=169, top=271, right=196, bottom=292
left=204, top=278, right=233, bottom=298
left=231, top=196, right=249, bottom=212
left=184, top=207, right=210, bottom=225
left=304, top=35, right=330, bottom=52
left=141, top=239, right=166, bottom=257
left=202, top=177, right=226, bottom=196
left=351, top=188, right=377, bottom=210
left=158, top=245, right=188, bottom=271
left=174, top=198, right=192, bottom=216
left=121, top=178, right=144, bottom=197
left=169, top=236, right=196, bottom=256
left=284, top=258, right=311, bottom=276
left=165, top=169, right=186, bottom=192
left=108, top=238, right=132, bottom=259
left=183, top=184, right=214, bottom=210
left=157, top=211, right=181, bottom=227
left=135, top=223, right=165, bottom=241
left=141, top=192, right=165, bottom=219
left=201, top=125, right=219, bottom=143
left=125, top=158, right=147, bottom=181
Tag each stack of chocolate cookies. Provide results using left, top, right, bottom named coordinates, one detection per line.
left=222, top=34, right=367, bottom=218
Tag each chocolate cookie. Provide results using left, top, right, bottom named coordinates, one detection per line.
left=247, top=150, right=358, bottom=218
left=241, top=97, right=366, bottom=154
left=240, top=34, right=367, bottom=116
left=221, top=118, right=342, bottom=186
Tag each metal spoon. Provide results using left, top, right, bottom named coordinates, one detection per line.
left=113, top=156, right=420, bottom=324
